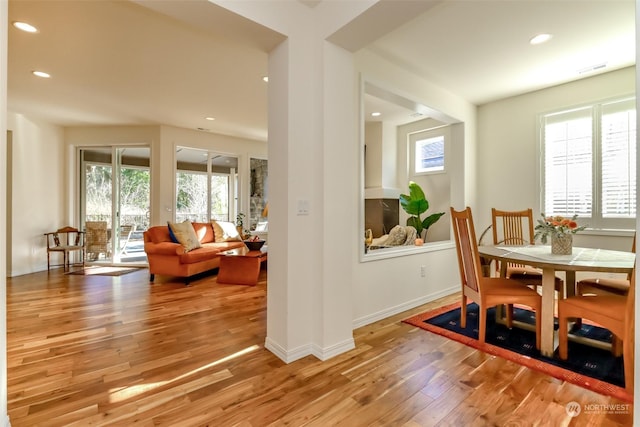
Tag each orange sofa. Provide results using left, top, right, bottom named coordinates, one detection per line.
left=143, top=222, right=245, bottom=284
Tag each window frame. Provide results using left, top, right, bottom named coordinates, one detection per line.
left=539, top=95, right=636, bottom=231
left=175, top=147, right=238, bottom=223
left=409, top=126, right=449, bottom=177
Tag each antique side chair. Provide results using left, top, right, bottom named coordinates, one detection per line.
left=44, top=226, right=85, bottom=271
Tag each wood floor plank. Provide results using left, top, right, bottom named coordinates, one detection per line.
left=5, top=267, right=633, bottom=426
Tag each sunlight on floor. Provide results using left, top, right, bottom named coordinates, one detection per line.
left=108, top=344, right=261, bottom=403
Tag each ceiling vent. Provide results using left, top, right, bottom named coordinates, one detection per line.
left=578, top=63, right=607, bottom=75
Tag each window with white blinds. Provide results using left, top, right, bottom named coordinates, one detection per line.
left=601, top=98, right=636, bottom=219
left=541, top=96, right=636, bottom=230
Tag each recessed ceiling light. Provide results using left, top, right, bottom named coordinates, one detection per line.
left=262, top=76, right=269, bottom=83
left=371, top=112, right=381, bottom=117
left=32, top=70, right=50, bottom=78
left=13, top=21, right=38, bottom=33
left=205, top=117, right=215, bottom=121
left=530, top=33, right=552, bottom=45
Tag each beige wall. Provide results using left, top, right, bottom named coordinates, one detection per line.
left=397, top=118, right=453, bottom=243
left=7, top=113, right=66, bottom=276
left=477, top=66, right=636, bottom=253
left=352, top=48, right=476, bottom=327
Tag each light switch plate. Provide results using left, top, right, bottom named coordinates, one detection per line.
left=297, top=199, right=310, bottom=215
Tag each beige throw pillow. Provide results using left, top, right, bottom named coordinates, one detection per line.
left=168, top=221, right=202, bottom=252
left=211, top=220, right=242, bottom=242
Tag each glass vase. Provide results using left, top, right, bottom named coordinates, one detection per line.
left=551, top=233, right=572, bottom=255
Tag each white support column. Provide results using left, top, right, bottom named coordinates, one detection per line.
left=213, top=2, right=365, bottom=362
left=212, top=0, right=434, bottom=362
left=265, top=31, right=360, bottom=361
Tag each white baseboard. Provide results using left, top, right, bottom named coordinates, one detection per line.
left=264, top=337, right=312, bottom=363
left=265, top=287, right=458, bottom=363
left=264, top=336, right=355, bottom=363
left=310, top=338, right=355, bottom=361
left=352, top=285, right=458, bottom=329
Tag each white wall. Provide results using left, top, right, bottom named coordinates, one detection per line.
left=7, top=113, right=66, bottom=276
left=364, top=121, right=383, bottom=189
left=477, top=66, right=636, bottom=251
left=397, top=118, right=452, bottom=243
left=352, top=49, right=477, bottom=326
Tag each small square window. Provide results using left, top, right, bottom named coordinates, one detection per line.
left=415, top=136, right=444, bottom=174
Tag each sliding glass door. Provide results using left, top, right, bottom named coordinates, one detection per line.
left=80, top=147, right=150, bottom=264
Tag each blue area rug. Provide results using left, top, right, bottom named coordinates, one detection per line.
left=404, top=302, right=631, bottom=402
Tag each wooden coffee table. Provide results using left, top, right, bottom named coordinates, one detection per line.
left=217, top=246, right=267, bottom=286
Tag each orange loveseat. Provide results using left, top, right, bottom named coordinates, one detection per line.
left=143, top=222, right=245, bottom=284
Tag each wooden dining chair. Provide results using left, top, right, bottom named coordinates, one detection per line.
left=577, top=233, right=636, bottom=297
left=491, top=208, right=564, bottom=294
left=451, top=207, right=542, bottom=348
left=558, top=266, right=635, bottom=393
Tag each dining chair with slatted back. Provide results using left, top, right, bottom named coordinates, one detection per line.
left=577, top=233, right=636, bottom=297
left=451, top=206, right=542, bottom=348
left=491, top=208, right=535, bottom=246
left=558, top=265, right=635, bottom=393
left=491, top=208, right=564, bottom=294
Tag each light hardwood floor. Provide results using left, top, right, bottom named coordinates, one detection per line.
left=6, top=267, right=633, bottom=426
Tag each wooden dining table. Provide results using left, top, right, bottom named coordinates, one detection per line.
left=478, top=244, right=635, bottom=357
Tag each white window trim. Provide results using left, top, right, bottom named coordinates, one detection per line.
left=538, top=94, right=636, bottom=231
left=409, top=125, right=449, bottom=177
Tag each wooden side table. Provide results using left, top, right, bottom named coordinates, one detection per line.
left=217, top=247, right=267, bottom=286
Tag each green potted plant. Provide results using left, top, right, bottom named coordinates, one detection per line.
left=399, top=181, right=445, bottom=240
